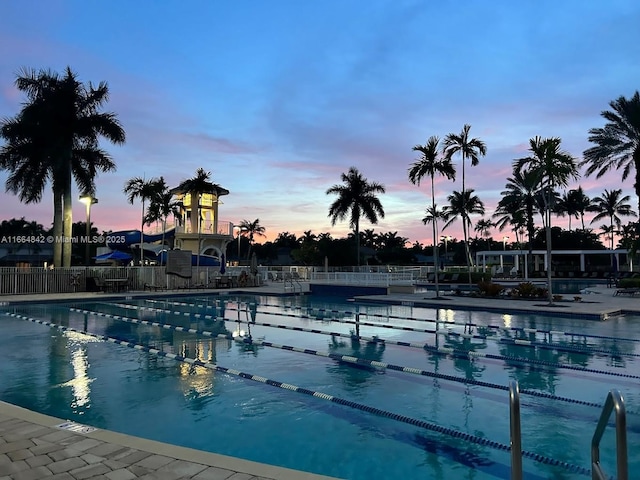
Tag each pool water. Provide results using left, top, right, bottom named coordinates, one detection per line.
left=1, top=293, right=639, bottom=479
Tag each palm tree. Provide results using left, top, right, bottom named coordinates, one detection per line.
left=568, top=187, right=592, bottom=231
left=145, top=177, right=181, bottom=263
left=443, top=125, right=486, bottom=274
left=124, top=176, right=162, bottom=265
left=588, top=189, right=636, bottom=249
left=409, top=136, right=456, bottom=297
left=580, top=91, right=640, bottom=211
left=515, top=136, right=579, bottom=304
left=0, top=67, right=125, bottom=267
left=239, top=218, right=266, bottom=260
left=176, top=168, right=225, bottom=267
left=474, top=218, right=495, bottom=249
left=556, top=191, right=579, bottom=231
left=327, top=167, right=385, bottom=266
left=441, top=189, right=485, bottom=284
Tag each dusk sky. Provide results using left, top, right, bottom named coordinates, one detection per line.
left=1, top=0, right=639, bottom=245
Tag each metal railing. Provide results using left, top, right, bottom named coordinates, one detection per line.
left=509, top=381, right=522, bottom=480
left=591, top=389, right=627, bottom=480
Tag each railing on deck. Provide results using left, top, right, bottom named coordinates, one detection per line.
left=0, top=265, right=261, bottom=295
left=591, top=389, right=627, bottom=480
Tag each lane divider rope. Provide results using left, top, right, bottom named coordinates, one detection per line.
left=106, top=303, right=640, bottom=381
left=68, top=307, right=610, bottom=410
left=4, top=311, right=591, bottom=477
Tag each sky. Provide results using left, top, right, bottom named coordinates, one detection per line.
left=0, top=0, right=639, bottom=246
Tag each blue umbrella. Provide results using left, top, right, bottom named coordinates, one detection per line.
left=220, top=253, right=226, bottom=274
left=94, top=250, right=132, bottom=262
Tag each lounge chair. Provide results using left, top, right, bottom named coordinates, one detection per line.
left=614, top=288, right=640, bottom=297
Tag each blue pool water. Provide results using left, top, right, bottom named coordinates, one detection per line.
left=1, top=293, right=639, bottom=479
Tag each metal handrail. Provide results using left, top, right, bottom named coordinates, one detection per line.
left=509, top=380, right=523, bottom=480
left=591, top=389, right=627, bottom=480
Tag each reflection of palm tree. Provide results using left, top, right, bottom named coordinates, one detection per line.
left=409, top=136, right=456, bottom=297
left=327, top=166, right=385, bottom=266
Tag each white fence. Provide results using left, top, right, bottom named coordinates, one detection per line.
left=0, top=266, right=267, bottom=295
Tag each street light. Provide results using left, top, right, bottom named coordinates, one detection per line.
left=440, top=235, right=451, bottom=254
left=79, top=193, right=98, bottom=266
left=234, top=225, right=246, bottom=264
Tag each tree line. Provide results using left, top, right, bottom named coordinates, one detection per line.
left=1, top=66, right=639, bottom=282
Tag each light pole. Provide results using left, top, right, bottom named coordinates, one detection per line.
left=501, top=236, right=509, bottom=271
left=234, top=226, right=245, bottom=264
left=79, top=194, right=98, bottom=266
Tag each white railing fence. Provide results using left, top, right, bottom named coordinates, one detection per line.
left=0, top=266, right=267, bottom=295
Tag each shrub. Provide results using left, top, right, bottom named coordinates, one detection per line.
left=513, top=282, right=547, bottom=298
left=618, top=278, right=640, bottom=288
left=477, top=281, right=504, bottom=297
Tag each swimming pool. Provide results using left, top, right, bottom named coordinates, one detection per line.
left=1, top=293, right=638, bottom=479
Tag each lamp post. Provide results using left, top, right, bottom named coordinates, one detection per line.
left=234, top=226, right=245, bottom=265
left=501, top=236, right=509, bottom=271
left=440, top=235, right=451, bottom=254
left=79, top=194, right=98, bottom=266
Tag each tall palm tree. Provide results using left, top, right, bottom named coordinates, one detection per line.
left=568, top=186, right=592, bottom=230
left=580, top=91, right=640, bottom=211
left=327, top=167, right=385, bottom=266
left=588, top=189, right=636, bottom=249
left=239, top=218, right=266, bottom=260
left=443, top=125, right=487, bottom=274
left=556, top=191, right=579, bottom=231
left=474, top=218, right=495, bottom=249
left=515, top=136, right=579, bottom=304
left=145, top=177, right=181, bottom=263
left=0, top=67, right=124, bottom=267
left=176, top=168, right=225, bottom=267
left=124, top=176, right=161, bottom=265
left=409, top=136, right=456, bottom=297
left=441, top=189, right=485, bottom=284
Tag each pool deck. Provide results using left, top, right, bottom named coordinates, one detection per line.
left=0, top=280, right=637, bottom=479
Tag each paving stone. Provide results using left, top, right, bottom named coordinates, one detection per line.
left=48, top=448, right=78, bottom=462
left=103, top=459, right=128, bottom=470
left=87, top=443, right=130, bottom=458
left=111, top=449, right=150, bottom=465
left=13, top=424, right=53, bottom=438
left=48, top=473, right=75, bottom=480
left=105, top=468, right=137, bottom=480
left=30, top=443, right=63, bottom=456
left=25, top=454, right=53, bottom=468
left=191, top=466, right=236, bottom=480
left=127, top=464, right=153, bottom=476
left=48, top=457, right=87, bottom=474
left=0, top=459, right=28, bottom=476
left=8, top=448, right=34, bottom=461
left=158, top=459, right=208, bottom=478
left=0, top=454, right=9, bottom=465
left=0, top=439, right=36, bottom=454
left=39, top=431, right=77, bottom=444
left=62, top=437, right=104, bottom=452
left=11, top=465, right=54, bottom=480
left=226, top=473, right=255, bottom=480
left=68, top=462, right=112, bottom=479
left=80, top=452, right=105, bottom=464
left=134, top=453, right=174, bottom=470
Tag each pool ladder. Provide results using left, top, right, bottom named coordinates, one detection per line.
left=509, top=381, right=628, bottom=480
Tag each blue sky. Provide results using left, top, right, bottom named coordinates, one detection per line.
left=1, top=0, right=639, bottom=244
